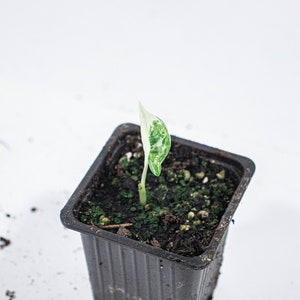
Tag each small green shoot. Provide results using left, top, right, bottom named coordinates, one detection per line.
left=138, top=102, right=171, bottom=206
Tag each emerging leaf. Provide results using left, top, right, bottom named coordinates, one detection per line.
left=138, top=102, right=171, bottom=205
left=139, top=102, right=171, bottom=177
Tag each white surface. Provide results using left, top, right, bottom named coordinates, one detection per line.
left=1, top=1, right=299, bottom=299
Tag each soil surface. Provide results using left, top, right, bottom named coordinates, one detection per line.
left=78, top=133, right=239, bottom=257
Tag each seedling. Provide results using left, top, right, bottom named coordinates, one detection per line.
left=138, top=102, right=171, bottom=205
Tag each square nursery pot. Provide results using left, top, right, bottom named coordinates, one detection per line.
left=60, top=123, right=255, bottom=300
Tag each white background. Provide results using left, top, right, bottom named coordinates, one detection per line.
left=1, top=1, right=299, bottom=299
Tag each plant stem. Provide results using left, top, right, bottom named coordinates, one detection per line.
left=138, top=159, right=148, bottom=206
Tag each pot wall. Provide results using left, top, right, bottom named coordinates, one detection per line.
left=81, top=230, right=227, bottom=300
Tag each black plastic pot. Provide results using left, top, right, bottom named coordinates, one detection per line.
left=60, top=123, right=255, bottom=300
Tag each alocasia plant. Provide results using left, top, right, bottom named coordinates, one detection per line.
left=138, top=102, right=171, bottom=205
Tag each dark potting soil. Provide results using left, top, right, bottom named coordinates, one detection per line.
left=5, top=290, right=16, bottom=300
left=0, top=237, right=11, bottom=250
left=78, top=133, right=239, bottom=257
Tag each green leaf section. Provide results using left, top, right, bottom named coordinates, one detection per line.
left=148, top=119, right=171, bottom=176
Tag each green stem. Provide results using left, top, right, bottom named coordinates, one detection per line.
left=138, top=159, right=148, bottom=206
